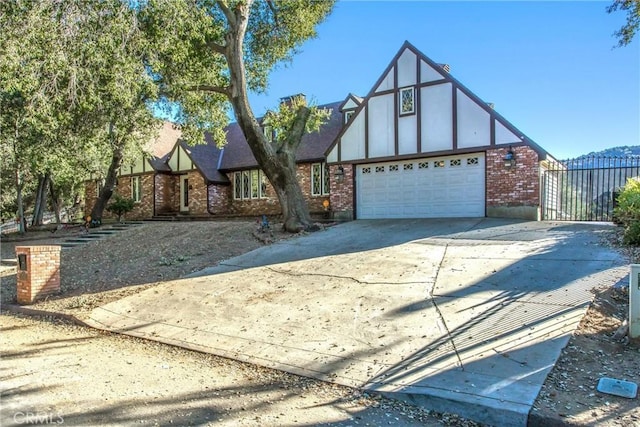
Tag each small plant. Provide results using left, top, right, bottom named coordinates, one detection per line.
left=613, top=178, right=640, bottom=244
left=106, top=195, right=135, bottom=222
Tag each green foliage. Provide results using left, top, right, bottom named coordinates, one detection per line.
left=607, top=0, right=640, bottom=47
left=106, top=195, right=135, bottom=222
left=263, top=96, right=332, bottom=145
left=613, top=178, right=640, bottom=244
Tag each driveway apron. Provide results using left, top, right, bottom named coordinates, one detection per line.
left=87, top=218, right=626, bottom=426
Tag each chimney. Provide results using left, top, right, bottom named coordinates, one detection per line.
left=438, top=63, right=450, bottom=73
left=280, top=93, right=306, bottom=107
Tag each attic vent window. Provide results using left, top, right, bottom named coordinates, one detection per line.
left=345, top=110, right=355, bottom=123
left=399, top=87, right=415, bottom=116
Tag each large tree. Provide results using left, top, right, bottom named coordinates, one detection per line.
left=141, top=0, right=335, bottom=232
left=0, top=0, right=160, bottom=229
left=608, top=0, right=640, bottom=47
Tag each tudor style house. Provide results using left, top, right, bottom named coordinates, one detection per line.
left=86, top=41, right=558, bottom=222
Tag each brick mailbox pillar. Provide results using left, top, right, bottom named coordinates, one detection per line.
left=15, top=246, right=61, bottom=305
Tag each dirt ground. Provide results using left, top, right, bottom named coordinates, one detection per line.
left=1, top=220, right=639, bottom=426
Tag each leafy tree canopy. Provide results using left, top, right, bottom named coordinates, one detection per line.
left=608, top=0, right=640, bottom=47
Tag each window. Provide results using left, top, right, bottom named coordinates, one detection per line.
left=434, top=160, right=445, bottom=168
left=344, top=110, right=355, bottom=123
left=418, top=162, right=428, bottom=169
left=362, top=167, right=371, bottom=174
left=233, top=169, right=268, bottom=200
left=450, top=159, right=461, bottom=167
left=311, top=162, right=330, bottom=196
left=403, top=163, right=414, bottom=170
left=467, top=157, right=479, bottom=165
left=389, top=164, right=399, bottom=172
left=399, top=87, right=415, bottom=115
left=131, top=176, right=142, bottom=203
left=375, top=166, right=385, bottom=173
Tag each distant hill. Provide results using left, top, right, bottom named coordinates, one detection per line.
left=576, top=146, right=640, bottom=159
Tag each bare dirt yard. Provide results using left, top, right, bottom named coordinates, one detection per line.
left=1, top=220, right=639, bottom=426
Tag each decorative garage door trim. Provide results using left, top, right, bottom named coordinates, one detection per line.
left=356, top=153, right=485, bottom=219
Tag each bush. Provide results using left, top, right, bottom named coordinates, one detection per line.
left=106, top=195, right=135, bottom=222
left=614, top=178, right=640, bottom=244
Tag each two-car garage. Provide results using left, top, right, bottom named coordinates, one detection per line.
left=356, top=153, right=485, bottom=219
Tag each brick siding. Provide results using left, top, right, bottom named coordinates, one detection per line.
left=329, top=164, right=354, bottom=219
left=486, top=146, right=540, bottom=208
left=16, top=245, right=61, bottom=305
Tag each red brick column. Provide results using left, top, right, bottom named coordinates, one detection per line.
left=15, top=246, right=61, bottom=305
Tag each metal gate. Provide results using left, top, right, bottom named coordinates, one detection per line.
left=541, top=156, right=640, bottom=221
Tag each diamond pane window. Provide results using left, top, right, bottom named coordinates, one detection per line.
left=434, top=161, right=445, bottom=168
left=260, top=171, right=268, bottom=197
left=242, top=171, right=250, bottom=199
left=467, top=157, right=479, bottom=165
left=323, top=163, right=330, bottom=194
left=311, top=162, right=329, bottom=196
left=375, top=166, right=385, bottom=173
left=251, top=170, right=259, bottom=198
left=399, top=87, right=415, bottom=115
left=389, top=164, right=399, bottom=172
left=450, top=159, right=461, bottom=167
left=418, top=162, right=428, bottom=169
left=234, top=173, right=242, bottom=199
left=403, top=163, right=414, bottom=170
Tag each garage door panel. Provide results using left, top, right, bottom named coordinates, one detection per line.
left=356, top=153, right=485, bottom=219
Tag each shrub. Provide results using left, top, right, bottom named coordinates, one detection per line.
left=614, top=178, right=640, bottom=244
left=106, top=195, right=135, bottom=222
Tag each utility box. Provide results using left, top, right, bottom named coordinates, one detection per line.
left=629, top=264, right=640, bottom=339
left=15, top=246, right=61, bottom=305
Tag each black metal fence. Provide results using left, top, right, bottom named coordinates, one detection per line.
left=541, top=156, right=640, bottom=221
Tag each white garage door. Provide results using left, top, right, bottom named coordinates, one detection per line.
left=356, top=153, right=485, bottom=219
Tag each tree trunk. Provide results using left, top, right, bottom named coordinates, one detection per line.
left=49, top=181, right=62, bottom=226
left=15, top=167, right=26, bottom=235
left=31, top=172, right=51, bottom=226
left=224, top=2, right=314, bottom=232
left=90, top=123, right=124, bottom=222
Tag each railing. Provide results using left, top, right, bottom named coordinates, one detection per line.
left=542, top=156, right=640, bottom=221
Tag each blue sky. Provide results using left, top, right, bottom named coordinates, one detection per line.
left=244, top=0, right=639, bottom=160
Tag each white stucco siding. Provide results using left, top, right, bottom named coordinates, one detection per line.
left=457, top=89, right=490, bottom=149
left=397, top=50, right=417, bottom=88
left=420, top=60, right=445, bottom=83
left=375, top=67, right=394, bottom=93
left=169, top=145, right=194, bottom=172
left=398, top=114, right=417, bottom=155
left=368, top=95, right=395, bottom=158
left=342, top=98, right=359, bottom=110
left=421, top=83, right=453, bottom=152
left=132, top=158, right=145, bottom=174
left=495, top=120, right=523, bottom=144
left=340, top=107, right=366, bottom=161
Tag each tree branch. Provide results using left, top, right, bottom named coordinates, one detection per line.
left=216, top=1, right=235, bottom=27
left=266, top=0, right=279, bottom=28
left=206, top=40, right=226, bottom=55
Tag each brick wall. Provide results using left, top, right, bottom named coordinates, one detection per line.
left=329, top=164, right=354, bottom=220
left=207, top=183, right=231, bottom=214
left=16, top=246, right=61, bottom=305
left=120, top=173, right=155, bottom=220
left=185, top=170, right=209, bottom=215
left=226, top=163, right=331, bottom=217
left=155, top=173, right=177, bottom=215
left=486, top=146, right=541, bottom=219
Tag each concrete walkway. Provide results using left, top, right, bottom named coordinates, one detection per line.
left=86, top=218, right=627, bottom=426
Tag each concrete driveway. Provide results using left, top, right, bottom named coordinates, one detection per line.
left=87, top=218, right=627, bottom=426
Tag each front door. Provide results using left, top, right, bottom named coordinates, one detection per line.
left=179, top=175, right=189, bottom=213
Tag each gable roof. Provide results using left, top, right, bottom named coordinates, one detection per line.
left=147, top=122, right=181, bottom=172
left=181, top=135, right=228, bottom=184
left=325, top=40, right=553, bottom=161
left=219, top=100, right=343, bottom=171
